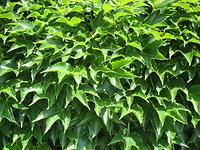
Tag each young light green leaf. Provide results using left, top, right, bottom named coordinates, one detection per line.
left=0, top=87, right=17, bottom=101
left=126, top=42, right=142, bottom=51
left=110, top=58, right=132, bottom=70
left=0, top=12, right=16, bottom=19
left=67, top=17, right=83, bottom=27
left=102, top=4, right=113, bottom=13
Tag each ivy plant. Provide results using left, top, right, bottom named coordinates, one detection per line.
left=0, top=0, right=200, bottom=149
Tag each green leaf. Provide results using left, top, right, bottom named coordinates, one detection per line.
left=67, top=17, right=83, bottom=27
left=21, top=82, right=43, bottom=102
left=110, top=58, right=132, bottom=70
left=70, top=6, right=83, bottom=13
left=123, top=136, right=139, bottom=150
left=103, top=16, right=115, bottom=24
left=1, top=0, right=200, bottom=149
left=0, top=60, right=15, bottom=76
left=0, top=12, right=16, bottom=19
left=120, top=104, right=143, bottom=124
left=32, top=107, right=60, bottom=122
left=154, top=0, right=176, bottom=8
left=60, top=112, right=71, bottom=133
left=120, top=108, right=134, bottom=119
left=65, top=84, right=75, bottom=107
left=89, top=117, right=103, bottom=139
left=108, top=68, right=140, bottom=78
left=79, top=84, right=99, bottom=97
left=0, top=87, right=17, bottom=101
left=166, top=130, right=176, bottom=149
left=12, top=103, right=28, bottom=110
left=132, top=104, right=144, bottom=124
left=20, top=131, right=32, bottom=150
left=42, top=62, right=73, bottom=83
left=173, top=50, right=193, bottom=66
left=9, top=20, right=35, bottom=34
left=32, top=144, right=52, bottom=150
left=117, top=0, right=134, bottom=6
left=0, top=99, right=17, bottom=124
left=75, top=90, right=90, bottom=109
left=167, top=79, right=188, bottom=102
left=187, top=38, right=200, bottom=45
left=156, top=103, right=189, bottom=125
left=114, top=12, right=129, bottom=20
left=44, top=114, right=60, bottom=133
left=108, top=129, right=124, bottom=145
left=9, top=38, right=34, bottom=52
left=144, top=10, right=166, bottom=25
left=93, top=10, right=104, bottom=28
left=126, top=42, right=142, bottom=51
left=189, top=85, right=200, bottom=114
left=102, top=4, right=113, bottom=13
left=191, top=115, right=200, bottom=128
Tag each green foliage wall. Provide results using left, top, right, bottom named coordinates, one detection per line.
left=0, top=0, right=200, bottom=149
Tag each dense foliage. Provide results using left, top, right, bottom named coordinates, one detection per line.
left=1, top=0, right=200, bottom=149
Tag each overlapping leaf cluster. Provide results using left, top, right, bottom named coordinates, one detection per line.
left=1, top=0, right=200, bottom=149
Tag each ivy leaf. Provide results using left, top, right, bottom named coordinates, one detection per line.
left=0, top=87, right=17, bottom=101
left=189, top=85, right=200, bottom=114
left=120, top=104, right=143, bottom=124
left=123, top=137, right=139, bottom=150
left=1, top=0, right=200, bottom=149
left=60, top=112, right=71, bottom=133
left=89, top=117, right=103, bottom=139
left=110, top=58, right=132, bottom=70
left=42, top=62, right=73, bottom=83
left=0, top=99, right=17, bottom=124
left=32, top=107, right=60, bottom=122
left=20, top=82, right=43, bottom=102
left=44, top=114, right=60, bottom=133
left=75, top=90, right=90, bottom=110
left=108, top=129, right=124, bottom=145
